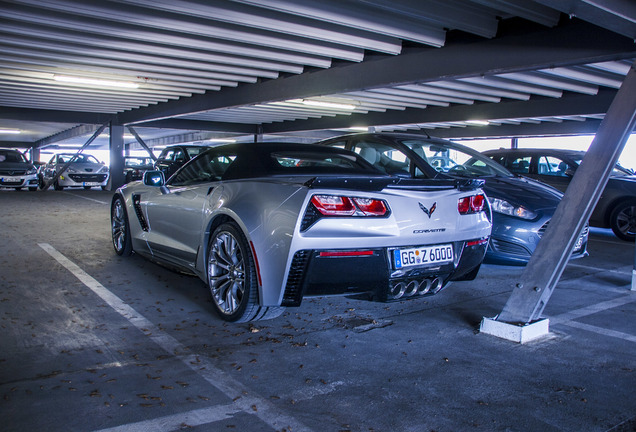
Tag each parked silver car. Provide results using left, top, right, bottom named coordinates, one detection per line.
left=111, top=143, right=491, bottom=322
left=316, top=133, right=589, bottom=265
left=41, top=153, right=109, bottom=190
left=0, top=148, right=38, bottom=191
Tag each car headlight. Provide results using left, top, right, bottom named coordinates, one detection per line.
left=98, top=166, right=109, bottom=173
left=490, top=197, right=537, bottom=220
left=26, top=167, right=37, bottom=175
left=67, top=167, right=79, bottom=173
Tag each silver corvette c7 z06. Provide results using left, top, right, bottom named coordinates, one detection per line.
left=111, top=143, right=492, bottom=322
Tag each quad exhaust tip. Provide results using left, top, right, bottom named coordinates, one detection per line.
left=389, top=277, right=443, bottom=300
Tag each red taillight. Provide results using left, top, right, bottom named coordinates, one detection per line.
left=458, top=194, right=486, bottom=215
left=311, top=195, right=356, bottom=216
left=466, top=237, right=489, bottom=247
left=311, top=195, right=388, bottom=217
left=319, top=250, right=375, bottom=257
left=352, top=197, right=388, bottom=216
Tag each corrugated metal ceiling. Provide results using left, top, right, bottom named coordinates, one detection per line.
left=0, top=0, right=634, bottom=149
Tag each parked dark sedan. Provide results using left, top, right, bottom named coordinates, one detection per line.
left=154, top=145, right=209, bottom=179
left=317, top=133, right=589, bottom=265
left=124, top=156, right=154, bottom=183
left=484, top=148, right=636, bottom=241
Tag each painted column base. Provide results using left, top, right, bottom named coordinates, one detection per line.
left=480, top=317, right=550, bottom=344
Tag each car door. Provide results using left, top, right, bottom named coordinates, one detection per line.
left=140, top=149, right=234, bottom=268
left=528, top=154, right=573, bottom=193
left=141, top=183, right=207, bottom=267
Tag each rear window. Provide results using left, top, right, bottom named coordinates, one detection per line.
left=271, top=151, right=362, bottom=171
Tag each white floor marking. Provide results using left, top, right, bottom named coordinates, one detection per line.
left=562, top=320, right=636, bottom=343
left=62, top=191, right=109, bottom=204
left=95, top=403, right=241, bottom=432
left=549, top=294, right=636, bottom=325
left=566, top=262, right=632, bottom=275
left=39, top=243, right=312, bottom=432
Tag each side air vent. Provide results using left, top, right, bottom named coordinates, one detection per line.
left=281, top=250, right=311, bottom=306
left=132, top=194, right=149, bottom=232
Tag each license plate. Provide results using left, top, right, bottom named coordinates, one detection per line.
left=394, top=244, right=453, bottom=269
left=1, top=176, right=20, bottom=182
left=83, top=182, right=100, bottom=186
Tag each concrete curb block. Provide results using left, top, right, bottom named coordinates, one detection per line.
left=480, top=317, right=550, bottom=344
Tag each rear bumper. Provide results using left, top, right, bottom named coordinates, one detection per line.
left=281, top=239, right=488, bottom=306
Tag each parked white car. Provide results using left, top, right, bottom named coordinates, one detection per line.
left=42, top=153, right=109, bottom=190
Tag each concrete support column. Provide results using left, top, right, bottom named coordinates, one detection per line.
left=632, top=242, right=636, bottom=291
left=109, top=123, right=125, bottom=191
left=481, top=60, right=636, bottom=342
left=254, top=125, right=263, bottom=143
left=31, top=147, right=40, bottom=163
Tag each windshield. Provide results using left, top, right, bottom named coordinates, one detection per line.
left=572, top=157, right=635, bottom=177
left=0, top=149, right=27, bottom=163
left=400, top=139, right=513, bottom=178
left=58, top=154, right=101, bottom=164
left=125, top=157, right=152, bottom=167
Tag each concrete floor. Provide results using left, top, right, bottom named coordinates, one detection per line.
left=1, top=189, right=635, bottom=432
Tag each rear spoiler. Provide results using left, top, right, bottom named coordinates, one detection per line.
left=304, top=176, right=484, bottom=192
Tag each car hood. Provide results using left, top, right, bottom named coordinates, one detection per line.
left=609, top=174, right=636, bottom=184
left=482, top=175, right=563, bottom=211
left=0, top=162, right=34, bottom=170
left=65, top=163, right=106, bottom=171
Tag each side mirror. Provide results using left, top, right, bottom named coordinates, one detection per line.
left=143, top=170, right=165, bottom=186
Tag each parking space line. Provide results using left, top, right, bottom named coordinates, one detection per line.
left=94, top=403, right=241, bottom=432
left=62, top=191, right=109, bottom=204
left=550, top=294, right=636, bottom=326
left=561, top=321, right=636, bottom=344
left=566, top=262, right=632, bottom=275
left=38, top=243, right=312, bottom=432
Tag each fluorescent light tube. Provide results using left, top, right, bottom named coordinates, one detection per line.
left=54, top=75, right=139, bottom=89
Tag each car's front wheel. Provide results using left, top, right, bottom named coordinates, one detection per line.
left=53, top=180, right=63, bottom=191
left=610, top=201, right=636, bottom=242
left=111, top=196, right=133, bottom=256
left=207, top=223, right=283, bottom=322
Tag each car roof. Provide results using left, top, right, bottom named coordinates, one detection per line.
left=483, top=148, right=586, bottom=158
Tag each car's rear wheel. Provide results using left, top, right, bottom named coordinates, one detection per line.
left=610, top=201, right=636, bottom=242
left=111, top=196, right=133, bottom=256
left=207, top=223, right=283, bottom=322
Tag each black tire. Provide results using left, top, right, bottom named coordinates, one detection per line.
left=609, top=201, right=636, bottom=242
left=39, top=176, right=49, bottom=191
left=53, top=180, right=63, bottom=191
left=28, top=186, right=37, bottom=191
left=84, top=186, right=92, bottom=190
left=207, top=223, right=283, bottom=322
left=101, top=185, right=108, bottom=191
left=111, top=196, right=133, bottom=256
